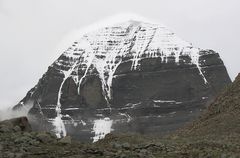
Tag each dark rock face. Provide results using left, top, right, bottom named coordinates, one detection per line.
left=14, top=20, right=231, bottom=142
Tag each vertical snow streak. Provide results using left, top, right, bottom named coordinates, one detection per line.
left=54, top=61, right=78, bottom=138
left=94, top=58, right=110, bottom=106
left=36, top=100, right=44, bottom=116
left=148, top=25, right=208, bottom=84
left=189, top=48, right=208, bottom=84
left=105, top=25, right=140, bottom=100
left=77, top=41, right=95, bottom=95
left=131, top=25, right=157, bottom=70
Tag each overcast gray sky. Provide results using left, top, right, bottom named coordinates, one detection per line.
left=0, top=0, right=239, bottom=109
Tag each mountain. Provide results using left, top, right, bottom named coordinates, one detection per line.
left=13, top=20, right=231, bottom=142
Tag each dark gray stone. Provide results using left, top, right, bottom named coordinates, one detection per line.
left=59, top=136, right=72, bottom=144
left=112, top=142, right=122, bottom=149
left=15, top=153, right=24, bottom=158
left=0, top=124, right=12, bottom=133
left=14, top=136, right=32, bottom=144
left=6, top=152, right=15, bottom=158
left=122, top=143, right=131, bottom=150
left=13, top=126, right=22, bottom=132
left=0, top=144, right=3, bottom=151
left=36, top=132, right=53, bottom=144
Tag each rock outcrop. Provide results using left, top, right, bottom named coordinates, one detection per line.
left=0, top=117, right=32, bottom=132
left=13, top=20, right=231, bottom=142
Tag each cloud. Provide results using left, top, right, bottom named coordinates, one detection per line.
left=0, top=0, right=10, bottom=16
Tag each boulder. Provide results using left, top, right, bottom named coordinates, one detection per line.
left=0, top=117, right=32, bottom=132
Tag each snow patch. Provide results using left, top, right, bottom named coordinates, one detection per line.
left=52, top=115, right=66, bottom=138
left=65, top=108, right=79, bottom=111
left=187, top=47, right=208, bottom=84
left=202, top=97, right=208, bottom=100
left=153, top=100, right=182, bottom=104
left=92, top=117, right=113, bottom=143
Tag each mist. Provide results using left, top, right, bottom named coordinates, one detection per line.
left=0, top=101, right=33, bottom=121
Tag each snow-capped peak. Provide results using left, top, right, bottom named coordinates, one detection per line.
left=52, top=18, right=209, bottom=138
left=55, top=18, right=208, bottom=105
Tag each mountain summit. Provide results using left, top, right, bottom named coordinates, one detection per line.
left=14, top=20, right=231, bottom=142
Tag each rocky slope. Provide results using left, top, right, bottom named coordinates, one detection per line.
left=13, top=20, right=231, bottom=141
left=177, top=73, right=240, bottom=139
left=2, top=82, right=240, bottom=158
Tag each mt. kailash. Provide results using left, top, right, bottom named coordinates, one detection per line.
left=14, top=20, right=231, bottom=142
